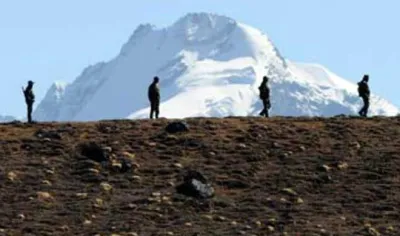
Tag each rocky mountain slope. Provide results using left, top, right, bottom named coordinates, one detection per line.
left=33, top=13, right=399, bottom=122
left=1, top=117, right=399, bottom=235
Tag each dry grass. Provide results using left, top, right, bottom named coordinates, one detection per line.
left=0, top=116, right=400, bottom=235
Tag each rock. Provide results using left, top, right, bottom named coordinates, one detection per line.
left=202, top=214, right=213, bottom=220
left=17, top=214, right=25, bottom=220
left=367, top=227, right=380, bottom=236
left=111, top=157, right=133, bottom=173
left=7, top=171, right=17, bottom=181
left=94, top=198, right=104, bottom=208
left=386, top=226, right=394, bottom=232
left=102, top=146, right=112, bottom=153
left=337, top=162, right=349, bottom=170
left=267, top=225, right=275, bottom=232
left=59, top=225, right=69, bottom=231
left=176, top=170, right=215, bottom=199
left=88, top=168, right=100, bottom=174
left=83, top=219, right=92, bottom=225
left=162, top=196, right=170, bottom=202
left=273, top=142, right=280, bottom=148
left=132, top=175, right=141, bottom=181
left=351, top=141, right=361, bottom=149
left=255, top=221, right=262, bottom=227
left=37, top=192, right=53, bottom=201
left=319, top=164, right=331, bottom=172
left=122, top=151, right=135, bottom=159
left=76, top=193, right=88, bottom=199
left=296, top=198, right=304, bottom=204
left=217, top=216, right=226, bottom=221
left=42, top=180, right=52, bottom=186
left=45, top=169, right=55, bottom=175
left=238, top=143, right=247, bottom=149
left=100, top=182, right=112, bottom=192
left=245, top=225, right=252, bottom=230
left=173, top=163, right=183, bottom=169
left=78, top=142, right=109, bottom=163
left=34, top=129, right=62, bottom=140
left=185, top=222, right=193, bottom=227
left=111, top=160, right=122, bottom=170
left=299, top=145, right=306, bottom=151
left=147, top=142, right=157, bottom=147
left=282, top=188, right=297, bottom=196
left=167, top=232, right=174, bottom=235
left=152, top=192, right=161, bottom=197
left=231, top=221, right=238, bottom=226
left=165, top=121, right=189, bottom=134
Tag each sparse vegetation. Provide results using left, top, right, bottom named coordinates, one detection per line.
left=0, top=116, right=399, bottom=235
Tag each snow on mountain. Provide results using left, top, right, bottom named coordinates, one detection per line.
left=34, top=13, right=399, bottom=121
left=33, top=81, right=70, bottom=121
left=0, top=115, right=16, bottom=123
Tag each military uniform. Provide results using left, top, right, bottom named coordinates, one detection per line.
left=148, top=79, right=160, bottom=119
left=358, top=79, right=370, bottom=117
left=23, top=81, right=35, bottom=123
left=258, top=78, right=271, bottom=117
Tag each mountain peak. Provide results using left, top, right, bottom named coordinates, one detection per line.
left=171, top=12, right=237, bottom=43
left=174, top=12, right=236, bottom=26
left=34, top=13, right=399, bottom=121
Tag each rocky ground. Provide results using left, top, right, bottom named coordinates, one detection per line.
left=0, top=116, right=400, bottom=236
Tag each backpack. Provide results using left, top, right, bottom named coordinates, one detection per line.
left=357, top=82, right=363, bottom=97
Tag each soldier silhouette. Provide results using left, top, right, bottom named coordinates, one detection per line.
left=22, top=80, right=35, bottom=123
left=357, top=75, right=370, bottom=117
left=148, top=76, right=160, bottom=119
left=258, top=76, right=271, bottom=117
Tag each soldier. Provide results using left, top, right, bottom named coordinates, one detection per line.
left=148, top=76, right=160, bottom=119
left=258, top=76, right=271, bottom=117
left=22, top=80, right=35, bottom=123
left=357, top=75, right=370, bottom=117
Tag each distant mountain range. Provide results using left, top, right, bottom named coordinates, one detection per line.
left=0, top=115, right=16, bottom=123
left=32, top=13, right=398, bottom=121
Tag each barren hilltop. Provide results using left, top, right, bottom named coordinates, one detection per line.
left=1, top=117, right=399, bottom=235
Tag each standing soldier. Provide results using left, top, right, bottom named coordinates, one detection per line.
left=148, top=76, right=160, bottom=119
left=258, top=76, right=271, bottom=117
left=22, top=80, right=35, bottom=123
left=357, top=75, right=370, bottom=117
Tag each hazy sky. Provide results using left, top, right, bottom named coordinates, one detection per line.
left=1, top=0, right=399, bottom=117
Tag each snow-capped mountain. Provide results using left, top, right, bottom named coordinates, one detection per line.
left=0, top=115, right=16, bottom=123
left=33, top=81, right=69, bottom=121
left=34, top=13, right=399, bottom=121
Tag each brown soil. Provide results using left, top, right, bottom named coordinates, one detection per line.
left=1, top=116, right=400, bottom=236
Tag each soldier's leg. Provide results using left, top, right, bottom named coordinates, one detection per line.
left=259, top=99, right=265, bottom=116
left=364, top=97, right=370, bottom=117
left=262, top=99, right=269, bottom=117
left=27, top=103, right=32, bottom=123
left=150, top=101, right=155, bottom=119
left=359, top=97, right=366, bottom=116
left=155, top=100, right=160, bottom=119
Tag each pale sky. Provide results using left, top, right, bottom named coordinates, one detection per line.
left=1, top=0, right=399, bottom=117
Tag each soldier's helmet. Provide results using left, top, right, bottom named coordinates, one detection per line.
left=154, top=76, right=159, bottom=83
left=263, top=76, right=269, bottom=82
left=28, top=80, right=34, bottom=85
left=362, top=75, right=369, bottom=82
